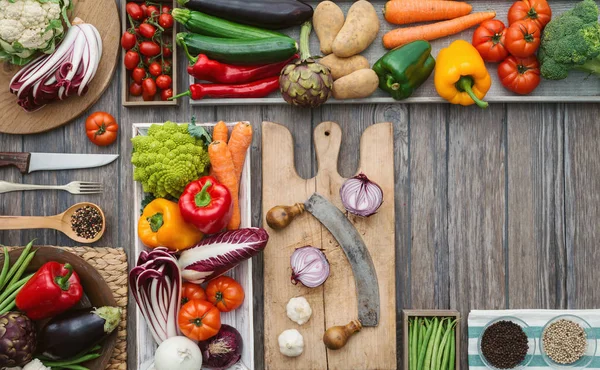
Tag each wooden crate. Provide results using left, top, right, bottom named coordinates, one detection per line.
left=403, top=309, right=461, bottom=370
left=132, top=122, right=253, bottom=370
left=121, top=0, right=178, bottom=106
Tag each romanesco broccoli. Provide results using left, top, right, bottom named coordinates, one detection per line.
left=132, top=121, right=210, bottom=198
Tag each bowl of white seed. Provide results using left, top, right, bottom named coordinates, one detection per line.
left=541, top=315, right=597, bottom=369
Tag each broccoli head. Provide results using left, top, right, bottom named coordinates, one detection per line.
left=132, top=121, right=210, bottom=199
left=538, top=0, right=600, bottom=80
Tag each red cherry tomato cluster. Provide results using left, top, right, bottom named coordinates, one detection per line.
left=122, top=2, right=174, bottom=101
left=472, top=0, right=551, bottom=95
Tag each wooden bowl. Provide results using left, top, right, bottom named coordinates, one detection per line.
left=3, top=247, right=117, bottom=370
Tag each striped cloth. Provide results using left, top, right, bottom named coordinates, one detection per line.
left=468, top=309, right=600, bottom=369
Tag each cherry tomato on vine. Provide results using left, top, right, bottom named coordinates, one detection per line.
left=146, top=5, right=159, bottom=17
left=148, top=62, right=162, bottom=77
left=132, top=67, right=146, bottom=83
left=504, top=20, right=541, bottom=58
left=140, top=4, right=148, bottom=19
left=472, top=20, right=508, bottom=63
left=158, top=13, right=173, bottom=29
left=129, top=81, right=143, bottom=96
left=139, top=41, right=160, bottom=57
left=508, top=0, right=552, bottom=30
left=85, top=112, right=118, bottom=146
left=156, top=74, right=172, bottom=89
left=124, top=50, right=140, bottom=70
left=126, top=2, right=144, bottom=20
left=161, top=5, right=171, bottom=14
left=498, top=55, right=541, bottom=95
left=120, top=31, right=136, bottom=50
left=142, top=77, right=157, bottom=97
left=162, top=45, right=172, bottom=58
left=138, top=23, right=157, bottom=39
left=161, top=88, right=173, bottom=101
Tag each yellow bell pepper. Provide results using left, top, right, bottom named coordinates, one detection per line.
left=434, top=40, right=492, bottom=108
left=138, top=198, right=203, bottom=251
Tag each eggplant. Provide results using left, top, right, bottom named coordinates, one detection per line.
left=177, top=0, right=313, bottom=30
left=38, top=306, right=121, bottom=360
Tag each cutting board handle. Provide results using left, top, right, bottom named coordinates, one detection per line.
left=314, top=122, right=342, bottom=178
left=0, top=152, right=30, bottom=174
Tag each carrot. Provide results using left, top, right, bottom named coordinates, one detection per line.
left=208, top=141, right=240, bottom=230
left=228, top=122, right=253, bottom=181
left=383, top=11, right=496, bottom=49
left=213, top=120, right=229, bottom=143
left=384, top=1, right=472, bottom=25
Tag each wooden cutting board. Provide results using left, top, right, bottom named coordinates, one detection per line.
left=262, top=121, right=396, bottom=370
left=0, top=0, right=120, bottom=135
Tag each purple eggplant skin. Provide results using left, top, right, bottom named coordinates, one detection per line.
left=38, top=306, right=121, bottom=360
left=177, top=0, right=313, bottom=30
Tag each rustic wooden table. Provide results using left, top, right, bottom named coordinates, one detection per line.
left=1, top=55, right=599, bottom=369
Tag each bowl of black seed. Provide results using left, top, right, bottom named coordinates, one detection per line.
left=478, top=316, right=535, bottom=369
left=541, top=315, right=597, bottom=369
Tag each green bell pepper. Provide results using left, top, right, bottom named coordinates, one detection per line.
left=372, top=40, right=436, bottom=100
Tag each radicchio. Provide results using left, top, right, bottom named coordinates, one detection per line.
left=178, top=228, right=269, bottom=284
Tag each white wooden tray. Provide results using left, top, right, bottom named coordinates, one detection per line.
left=189, top=0, right=600, bottom=105
left=132, top=122, right=254, bottom=370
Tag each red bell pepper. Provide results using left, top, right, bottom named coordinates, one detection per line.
left=178, top=176, right=233, bottom=234
left=186, top=54, right=298, bottom=84
left=170, top=76, right=280, bottom=101
left=16, top=261, right=83, bottom=320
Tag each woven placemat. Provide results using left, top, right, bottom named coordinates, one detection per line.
left=8, top=246, right=128, bottom=370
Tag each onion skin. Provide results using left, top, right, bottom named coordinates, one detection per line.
left=339, top=173, right=383, bottom=217
left=199, top=325, right=243, bottom=370
left=290, top=246, right=330, bottom=288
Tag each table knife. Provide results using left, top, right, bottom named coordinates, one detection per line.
left=0, top=152, right=119, bottom=173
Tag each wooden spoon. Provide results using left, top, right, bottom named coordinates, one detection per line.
left=0, top=202, right=105, bottom=243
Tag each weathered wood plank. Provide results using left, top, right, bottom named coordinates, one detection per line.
left=0, top=133, right=23, bottom=245
left=564, top=103, right=600, bottom=309
left=448, top=104, right=507, bottom=369
left=506, top=104, right=566, bottom=309
left=408, top=104, right=449, bottom=310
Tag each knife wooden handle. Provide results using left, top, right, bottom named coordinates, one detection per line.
left=323, top=319, right=362, bottom=350
left=265, top=203, right=305, bottom=230
left=0, top=152, right=30, bottom=174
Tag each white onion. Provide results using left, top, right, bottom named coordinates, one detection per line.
left=154, top=336, right=202, bottom=370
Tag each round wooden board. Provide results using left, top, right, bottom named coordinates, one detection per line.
left=0, top=0, right=120, bottom=135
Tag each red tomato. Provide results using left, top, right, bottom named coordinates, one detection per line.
left=139, top=41, right=160, bottom=57
left=472, top=20, right=509, bottom=63
left=148, top=62, right=162, bottom=77
left=498, top=55, right=541, bottom=95
left=121, top=31, right=136, bottom=50
left=504, top=20, right=541, bottom=58
left=155, top=74, right=172, bottom=89
left=158, top=13, right=173, bottom=29
left=161, top=5, right=171, bottom=14
left=132, top=67, right=146, bottom=83
left=162, top=46, right=172, bottom=58
left=126, top=2, right=144, bottom=20
left=140, top=4, right=148, bottom=19
left=138, top=23, right=156, bottom=39
left=85, top=112, right=118, bottom=146
left=146, top=5, right=159, bottom=17
left=129, top=81, right=143, bottom=96
left=142, top=78, right=157, bottom=96
left=161, top=88, right=173, bottom=101
left=508, top=0, right=552, bottom=29
left=124, top=50, right=140, bottom=70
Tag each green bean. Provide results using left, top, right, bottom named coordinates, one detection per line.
left=430, top=318, right=446, bottom=370
left=0, top=286, right=24, bottom=312
left=0, top=240, right=33, bottom=291
left=409, top=319, right=415, bottom=370
left=440, top=326, right=452, bottom=370
left=423, top=317, right=439, bottom=370
left=419, top=319, right=425, bottom=360
left=448, top=328, right=455, bottom=370
left=417, top=319, right=435, bottom=370
left=60, top=365, right=89, bottom=370
left=0, top=300, right=15, bottom=315
left=437, top=320, right=456, bottom=370
left=0, top=273, right=33, bottom=303
left=6, top=249, right=36, bottom=289
left=0, top=247, right=10, bottom=290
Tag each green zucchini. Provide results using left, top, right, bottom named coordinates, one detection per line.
left=172, top=8, right=285, bottom=39
left=177, top=32, right=298, bottom=65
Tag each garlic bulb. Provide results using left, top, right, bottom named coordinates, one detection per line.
left=286, top=297, right=312, bottom=325
left=278, top=329, right=304, bottom=357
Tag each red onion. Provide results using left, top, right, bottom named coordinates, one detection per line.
left=339, top=173, right=383, bottom=217
left=199, top=325, right=243, bottom=370
left=290, top=246, right=330, bottom=288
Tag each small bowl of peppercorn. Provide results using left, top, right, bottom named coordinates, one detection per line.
left=478, top=316, right=536, bottom=370
left=540, top=314, right=597, bottom=370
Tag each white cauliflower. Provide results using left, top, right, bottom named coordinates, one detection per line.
left=0, top=0, right=70, bottom=65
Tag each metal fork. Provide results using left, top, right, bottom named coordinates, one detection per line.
left=0, top=180, right=103, bottom=194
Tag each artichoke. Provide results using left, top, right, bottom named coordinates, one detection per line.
left=0, top=311, right=36, bottom=367
left=280, top=21, right=333, bottom=108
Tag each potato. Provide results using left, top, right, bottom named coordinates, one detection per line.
left=332, top=69, right=379, bottom=100
left=332, top=0, right=379, bottom=58
left=313, top=1, right=345, bottom=55
left=320, top=54, right=370, bottom=80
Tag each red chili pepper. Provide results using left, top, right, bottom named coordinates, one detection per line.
left=16, top=262, right=83, bottom=320
left=178, top=176, right=233, bottom=234
left=186, top=54, right=298, bottom=84
left=170, top=76, right=280, bottom=101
